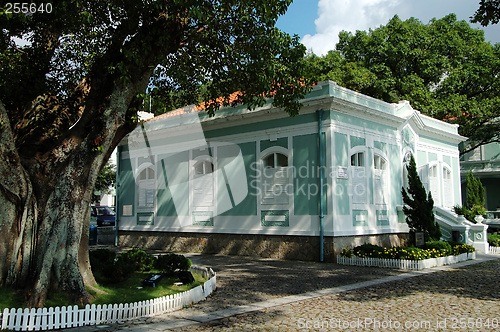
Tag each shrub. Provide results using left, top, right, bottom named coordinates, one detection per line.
left=455, top=171, right=487, bottom=223
left=89, top=249, right=116, bottom=269
left=89, top=249, right=117, bottom=280
left=90, top=248, right=155, bottom=284
left=488, top=233, right=500, bottom=247
left=106, top=258, right=135, bottom=283
left=339, top=241, right=475, bottom=261
left=424, top=240, right=452, bottom=255
left=155, top=253, right=192, bottom=275
left=452, top=243, right=476, bottom=255
left=117, top=248, right=156, bottom=272
left=90, top=249, right=135, bottom=284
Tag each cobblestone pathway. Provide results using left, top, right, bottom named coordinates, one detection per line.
left=69, top=253, right=500, bottom=331
left=175, top=258, right=500, bottom=331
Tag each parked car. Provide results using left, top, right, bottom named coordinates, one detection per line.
left=91, top=206, right=116, bottom=227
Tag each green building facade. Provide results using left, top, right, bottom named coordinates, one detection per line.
left=116, top=81, right=464, bottom=260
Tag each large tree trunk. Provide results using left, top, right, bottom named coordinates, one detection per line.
left=0, top=6, right=186, bottom=307
left=0, top=75, right=147, bottom=307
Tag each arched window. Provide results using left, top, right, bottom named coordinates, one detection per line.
left=350, top=151, right=367, bottom=204
left=373, top=154, right=389, bottom=205
left=137, top=167, right=155, bottom=209
left=264, top=152, right=288, bottom=168
left=261, top=150, right=289, bottom=205
left=192, top=159, right=214, bottom=207
left=351, top=152, right=365, bottom=167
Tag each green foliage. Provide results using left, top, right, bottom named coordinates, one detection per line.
left=92, top=161, right=116, bottom=203
left=155, top=253, right=192, bottom=275
left=488, top=233, right=500, bottom=247
left=451, top=243, right=477, bottom=255
left=0, top=287, right=25, bottom=310
left=117, top=248, right=156, bottom=273
left=1, top=0, right=312, bottom=304
left=1, top=0, right=312, bottom=160
left=424, top=240, right=452, bottom=254
left=340, top=242, right=476, bottom=260
left=303, top=14, right=500, bottom=151
left=466, top=170, right=486, bottom=209
left=453, top=204, right=466, bottom=216
left=90, top=248, right=155, bottom=284
left=90, top=249, right=133, bottom=284
left=90, top=272, right=206, bottom=306
left=455, top=170, right=487, bottom=222
left=90, top=249, right=192, bottom=284
left=401, top=155, right=441, bottom=241
left=89, top=248, right=116, bottom=269
left=2, top=271, right=207, bottom=309
left=471, top=0, right=500, bottom=26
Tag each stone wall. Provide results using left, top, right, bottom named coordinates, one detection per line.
left=118, top=231, right=410, bottom=262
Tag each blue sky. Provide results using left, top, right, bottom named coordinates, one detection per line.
left=276, top=0, right=500, bottom=55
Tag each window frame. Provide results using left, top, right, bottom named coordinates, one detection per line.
left=190, top=156, right=215, bottom=209
left=373, top=152, right=390, bottom=206
left=260, top=147, right=291, bottom=206
left=136, top=163, right=156, bottom=211
left=350, top=148, right=368, bottom=205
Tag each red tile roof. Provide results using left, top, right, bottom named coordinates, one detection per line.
left=146, top=91, right=243, bottom=122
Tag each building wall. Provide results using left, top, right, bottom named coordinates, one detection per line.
left=116, top=81, right=464, bottom=259
left=460, top=142, right=500, bottom=211
left=118, top=230, right=410, bottom=262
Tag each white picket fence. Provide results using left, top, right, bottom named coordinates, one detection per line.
left=490, top=246, right=500, bottom=254
left=1, top=266, right=216, bottom=331
left=336, top=252, right=476, bottom=270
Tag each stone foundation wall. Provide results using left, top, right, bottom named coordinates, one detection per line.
left=118, top=231, right=410, bottom=262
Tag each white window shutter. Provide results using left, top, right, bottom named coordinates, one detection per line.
left=351, top=166, right=367, bottom=204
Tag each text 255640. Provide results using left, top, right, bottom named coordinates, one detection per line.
left=5, top=3, right=52, bottom=14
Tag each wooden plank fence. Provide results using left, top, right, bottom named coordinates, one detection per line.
left=1, top=266, right=216, bottom=331
left=336, top=252, right=476, bottom=270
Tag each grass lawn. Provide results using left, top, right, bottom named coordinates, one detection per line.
left=0, top=271, right=207, bottom=310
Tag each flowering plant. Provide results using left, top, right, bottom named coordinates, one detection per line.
left=340, top=242, right=476, bottom=261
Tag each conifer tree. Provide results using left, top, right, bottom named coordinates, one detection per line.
left=401, top=155, right=441, bottom=241
left=464, top=170, right=486, bottom=222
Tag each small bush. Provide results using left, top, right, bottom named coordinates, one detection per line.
left=90, top=249, right=116, bottom=273
left=352, top=243, right=383, bottom=257
left=117, top=248, right=156, bottom=272
left=339, top=241, right=475, bottom=261
left=90, top=248, right=154, bottom=284
left=488, top=233, right=500, bottom=247
left=155, top=253, right=192, bottom=275
left=424, top=240, right=452, bottom=255
left=452, top=243, right=476, bottom=255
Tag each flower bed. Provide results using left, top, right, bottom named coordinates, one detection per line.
left=337, top=252, right=476, bottom=270
left=337, top=242, right=476, bottom=270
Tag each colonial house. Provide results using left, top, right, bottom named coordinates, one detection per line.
left=115, top=80, right=469, bottom=261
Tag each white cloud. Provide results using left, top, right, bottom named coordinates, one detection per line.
left=301, top=0, right=400, bottom=55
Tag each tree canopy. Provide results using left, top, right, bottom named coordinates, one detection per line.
left=471, top=0, right=500, bottom=26
left=0, top=0, right=311, bottom=307
left=303, top=14, right=500, bottom=154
